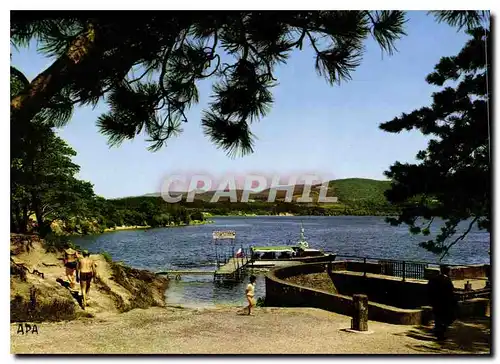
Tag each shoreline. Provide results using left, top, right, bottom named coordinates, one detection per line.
left=207, top=213, right=398, bottom=217
left=65, top=215, right=402, bottom=237
left=102, top=219, right=214, bottom=233
left=99, top=215, right=393, bottom=232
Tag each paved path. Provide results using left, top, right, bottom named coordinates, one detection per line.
left=11, top=306, right=490, bottom=354
left=336, top=271, right=487, bottom=289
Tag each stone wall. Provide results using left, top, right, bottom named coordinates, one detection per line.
left=457, top=298, right=490, bottom=318
left=266, top=262, right=490, bottom=325
left=329, top=271, right=429, bottom=309
left=451, top=265, right=490, bottom=280
left=293, top=254, right=337, bottom=264
left=266, top=263, right=425, bottom=325
left=344, top=261, right=384, bottom=274
left=424, top=264, right=490, bottom=280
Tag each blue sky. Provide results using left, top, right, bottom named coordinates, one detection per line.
left=11, top=11, right=472, bottom=199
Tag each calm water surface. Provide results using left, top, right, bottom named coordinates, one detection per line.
left=72, top=216, right=490, bottom=307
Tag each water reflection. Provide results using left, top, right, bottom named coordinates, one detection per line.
left=165, top=273, right=266, bottom=308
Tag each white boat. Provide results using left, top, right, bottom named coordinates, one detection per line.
left=249, top=224, right=333, bottom=267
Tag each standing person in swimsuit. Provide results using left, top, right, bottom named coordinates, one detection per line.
left=245, top=275, right=257, bottom=316
left=77, top=250, right=97, bottom=308
left=63, top=248, right=79, bottom=290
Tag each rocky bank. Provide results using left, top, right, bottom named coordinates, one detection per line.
left=10, top=234, right=168, bottom=322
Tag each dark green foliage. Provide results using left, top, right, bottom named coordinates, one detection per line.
left=10, top=66, right=29, bottom=97
left=10, top=67, right=97, bottom=237
left=101, top=196, right=193, bottom=228
left=380, top=26, right=490, bottom=259
left=42, top=233, right=74, bottom=253
left=329, top=178, right=392, bottom=205
left=10, top=64, right=195, bottom=235
left=12, top=12, right=487, bottom=156
left=12, top=11, right=409, bottom=156
left=429, top=11, right=489, bottom=31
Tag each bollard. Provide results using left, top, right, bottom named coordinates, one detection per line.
left=351, top=294, right=369, bottom=331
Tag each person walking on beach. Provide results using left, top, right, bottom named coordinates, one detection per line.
left=63, top=248, right=79, bottom=290
left=427, top=265, right=457, bottom=341
left=77, top=250, right=97, bottom=308
left=245, top=275, right=257, bottom=316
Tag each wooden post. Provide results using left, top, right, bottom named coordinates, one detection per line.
left=327, top=261, right=333, bottom=275
left=402, top=261, right=406, bottom=282
left=363, top=258, right=367, bottom=277
left=351, top=294, right=369, bottom=331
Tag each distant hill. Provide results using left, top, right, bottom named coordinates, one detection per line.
left=141, top=178, right=392, bottom=204
left=328, top=178, right=392, bottom=204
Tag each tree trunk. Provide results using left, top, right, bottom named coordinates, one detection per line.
left=11, top=207, right=19, bottom=233
left=13, top=202, right=27, bottom=233
left=10, top=25, right=98, bottom=123
left=30, top=193, right=47, bottom=236
left=21, top=203, right=29, bottom=233
left=11, top=57, right=68, bottom=123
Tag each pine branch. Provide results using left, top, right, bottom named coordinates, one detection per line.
left=439, top=216, right=479, bottom=260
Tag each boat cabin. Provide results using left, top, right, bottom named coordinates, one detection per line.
left=250, top=245, right=324, bottom=260
left=250, top=224, right=325, bottom=261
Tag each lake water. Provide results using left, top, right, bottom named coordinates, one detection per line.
left=72, top=216, right=490, bottom=308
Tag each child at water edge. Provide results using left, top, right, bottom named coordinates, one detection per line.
left=245, top=275, right=257, bottom=315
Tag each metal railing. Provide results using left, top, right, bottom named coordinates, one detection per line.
left=330, top=254, right=465, bottom=281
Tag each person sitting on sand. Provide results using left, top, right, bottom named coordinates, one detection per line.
left=63, top=248, right=79, bottom=290
left=245, top=275, right=257, bottom=315
left=77, top=250, right=97, bottom=308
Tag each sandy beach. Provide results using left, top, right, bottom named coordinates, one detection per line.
left=11, top=305, right=490, bottom=355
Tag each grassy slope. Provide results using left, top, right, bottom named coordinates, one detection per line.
left=142, top=178, right=391, bottom=205
left=329, top=178, right=391, bottom=204
left=146, top=178, right=390, bottom=203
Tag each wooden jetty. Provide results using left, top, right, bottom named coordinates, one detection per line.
left=214, top=257, right=249, bottom=282
left=156, top=270, right=215, bottom=275
left=157, top=230, right=251, bottom=282
left=156, top=270, right=215, bottom=280
left=155, top=257, right=251, bottom=282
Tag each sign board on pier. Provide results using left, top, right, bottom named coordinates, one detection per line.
left=212, top=230, right=236, bottom=240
